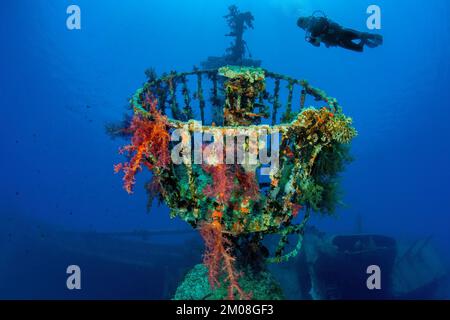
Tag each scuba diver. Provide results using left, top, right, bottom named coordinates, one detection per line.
left=297, top=13, right=383, bottom=52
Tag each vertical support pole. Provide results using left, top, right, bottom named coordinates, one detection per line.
left=197, top=72, right=205, bottom=124
left=181, top=75, right=193, bottom=120
left=157, top=81, right=167, bottom=115
left=300, top=88, right=306, bottom=111
left=272, top=79, right=280, bottom=125
left=211, top=71, right=222, bottom=125
left=282, top=80, right=294, bottom=123
left=212, top=72, right=218, bottom=103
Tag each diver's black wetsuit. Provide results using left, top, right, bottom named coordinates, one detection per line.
left=297, top=16, right=383, bottom=52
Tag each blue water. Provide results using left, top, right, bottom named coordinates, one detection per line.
left=1, top=0, right=449, bottom=299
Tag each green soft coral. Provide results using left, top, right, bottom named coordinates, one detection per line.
left=297, top=177, right=324, bottom=212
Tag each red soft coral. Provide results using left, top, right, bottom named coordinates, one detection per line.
left=203, top=164, right=235, bottom=205
left=235, top=167, right=260, bottom=200
left=115, top=95, right=170, bottom=194
left=203, top=164, right=260, bottom=206
left=199, top=221, right=251, bottom=300
left=292, top=203, right=303, bottom=217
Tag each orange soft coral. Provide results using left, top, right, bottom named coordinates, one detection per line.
left=115, top=95, right=170, bottom=194
left=199, top=221, right=251, bottom=300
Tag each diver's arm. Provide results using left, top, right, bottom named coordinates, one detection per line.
left=309, top=36, right=321, bottom=47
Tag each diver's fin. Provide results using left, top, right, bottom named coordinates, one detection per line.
left=363, top=33, right=383, bottom=48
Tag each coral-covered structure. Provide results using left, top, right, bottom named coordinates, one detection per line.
left=114, top=65, right=357, bottom=299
